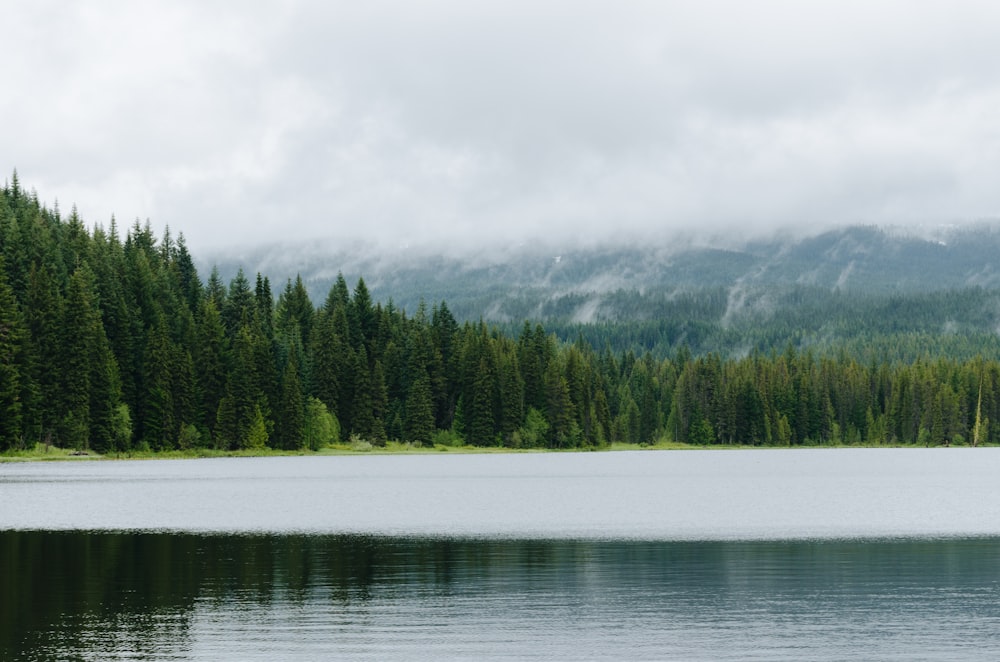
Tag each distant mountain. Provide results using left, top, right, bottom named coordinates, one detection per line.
left=202, top=224, right=1000, bottom=322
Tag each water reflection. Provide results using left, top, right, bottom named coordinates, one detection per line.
left=5, top=531, right=1000, bottom=660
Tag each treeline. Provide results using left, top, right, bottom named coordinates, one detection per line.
left=2, top=176, right=1000, bottom=452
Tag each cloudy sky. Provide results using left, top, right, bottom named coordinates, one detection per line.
left=5, top=1, right=1000, bottom=254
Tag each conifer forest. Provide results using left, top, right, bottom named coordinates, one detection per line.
left=2, top=175, right=999, bottom=453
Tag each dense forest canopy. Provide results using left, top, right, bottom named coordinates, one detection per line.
left=2, top=174, right=1000, bottom=453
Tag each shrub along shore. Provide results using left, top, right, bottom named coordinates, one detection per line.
left=2, top=438, right=978, bottom=463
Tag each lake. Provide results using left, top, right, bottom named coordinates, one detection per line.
left=4, top=449, right=1000, bottom=659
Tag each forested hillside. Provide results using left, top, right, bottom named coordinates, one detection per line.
left=3, top=176, right=1000, bottom=452
left=214, top=225, right=1000, bottom=359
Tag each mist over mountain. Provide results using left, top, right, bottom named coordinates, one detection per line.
left=204, top=223, right=1000, bottom=323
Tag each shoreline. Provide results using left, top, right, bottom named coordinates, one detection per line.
left=1, top=440, right=981, bottom=463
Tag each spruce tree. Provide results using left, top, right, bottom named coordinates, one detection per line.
left=544, top=359, right=575, bottom=447
left=350, top=347, right=374, bottom=440
left=404, top=373, right=434, bottom=446
left=309, top=309, right=342, bottom=422
left=497, top=347, right=524, bottom=446
left=222, top=269, right=253, bottom=337
left=88, top=326, right=123, bottom=454
left=351, top=277, right=374, bottom=351
left=276, top=275, right=314, bottom=346
left=24, top=264, right=63, bottom=442
left=141, top=324, right=176, bottom=449
left=0, top=260, right=25, bottom=449
left=466, top=358, right=497, bottom=446
left=196, top=299, right=229, bottom=437
left=371, top=359, right=389, bottom=446
left=277, top=353, right=305, bottom=450
left=60, top=264, right=100, bottom=448
left=431, top=301, right=459, bottom=428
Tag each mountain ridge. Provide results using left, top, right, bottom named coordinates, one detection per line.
left=202, top=223, right=1000, bottom=321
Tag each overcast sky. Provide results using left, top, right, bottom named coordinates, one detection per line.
left=5, top=1, right=1000, bottom=254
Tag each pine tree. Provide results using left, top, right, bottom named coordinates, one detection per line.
left=254, top=273, right=274, bottom=339
left=371, top=359, right=389, bottom=446
left=351, top=277, right=374, bottom=351
left=350, top=347, right=374, bottom=440
left=205, top=266, right=227, bottom=309
left=222, top=269, right=253, bottom=337
left=404, top=373, right=435, bottom=445
left=141, top=324, right=176, bottom=449
left=245, top=404, right=269, bottom=449
left=309, top=309, right=343, bottom=424
left=218, top=325, right=269, bottom=450
left=196, top=299, right=229, bottom=437
left=277, top=352, right=305, bottom=450
left=24, top=264, right=63, bottom=442
left=496, top=347, right=524, bottom=446
left=0, top=259, right=25, bottom=449
left=466, top=358, right=497, bottom=446
left=431, top=301, right=459, bottom=428
left=172, top=234, right=202, bottom=313
left=59, top=264, right=101, bottom=448
left=88, top=322, right=123, bottom=454
left=276, top=274, right=314, bottom=346
left=544, top=359, right=574, bottom=447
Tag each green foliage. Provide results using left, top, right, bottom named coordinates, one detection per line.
left=688, top=417, right=716, bottom=445
left=9, top=176, right=1000, bottom=457
left=111, top=404, right=133, bottom=453
left=245, top=405, right=269, bottom=450
left=514, top=407, right=549, bottom=448
left=303, top=397, right=339, bottom=450
left=177, top=423, right=201, bottom=450
left=0, top=259, right=25, bottom=450
left=349, top=433, right=373, bottom=452
left=276, top=353, right=304, bottom=450
left=431, top=428, right=464, bottom=447
left=404, top=373, right=435, bottom=446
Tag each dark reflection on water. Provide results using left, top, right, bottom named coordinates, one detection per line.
left=5, top=531, right=1000, bottom=660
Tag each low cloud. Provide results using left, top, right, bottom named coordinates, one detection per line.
left=5, top=1, right=1000, bottom=255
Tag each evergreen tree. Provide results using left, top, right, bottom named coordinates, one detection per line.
left=141, top=324, right=176, bottom=449
left=217, top=325, right=269, bottom=450
left=23, top=264, right=62, bottom=441
left=466, top=358, right=497, bottom=446
left=88, top=322, right=123, bottom=454
left=59, top=264, right=101, bottom=448
left=205, top=266, right=227, bottom=309
left=371, top=359, right=389, bottom=445
left=544, top=359, right=575, bottom=447
left=254, top=273, right=274, bottom=339
left=196, top=299, right=229, bottom=437
left=172, top=234, right=202, bottom=313
left=277, top=352, right=305, bottom=450
left=309, top=309, right=343, bottom=424
left=351, top=277, right=374, bottom=351
left=431, top=301, right=460, bottom=428
left=245, top=404, right=269, bottom=449
left=404, top=373, right=435, bottom=445
left=276, top=274, right=315, bottom=346
left=0, top=260, right=25, bottom=449
left=222, top=269, right=253, bottom=337
left=350, top=347, right=375, bottom=440
left=497, top=347, right=524, bottom=446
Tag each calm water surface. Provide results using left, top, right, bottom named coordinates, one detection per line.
left=4, top=449, right=1000, bottom=660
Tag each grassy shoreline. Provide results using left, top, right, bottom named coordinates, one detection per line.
left=0, top=439, right=979, bottom=463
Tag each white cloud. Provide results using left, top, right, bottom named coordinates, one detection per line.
left=5, top=1, right=1000, bottom=253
